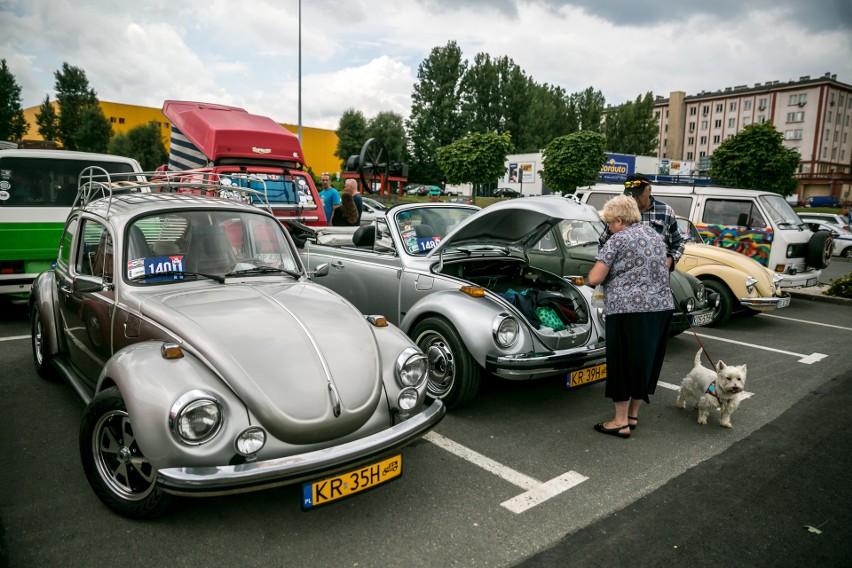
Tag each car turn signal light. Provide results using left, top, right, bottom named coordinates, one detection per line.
left=161, top=342, right=184, bottom=359
left=460, top=286, right=485, bottom=297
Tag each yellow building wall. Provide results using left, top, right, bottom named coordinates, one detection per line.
left=21, top=101, right=340, bottom=176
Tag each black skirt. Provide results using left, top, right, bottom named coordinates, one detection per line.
left=604, top=310, right=673, bottom=403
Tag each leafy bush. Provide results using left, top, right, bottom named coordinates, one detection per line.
left=824, top=273, right=852, bottom=299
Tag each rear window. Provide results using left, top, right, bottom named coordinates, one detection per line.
left=0, top=157, right=135, bottom=207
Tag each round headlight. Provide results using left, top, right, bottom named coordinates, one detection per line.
left=169, top=391, right=222, bottom=445
left=398, top=387, right=419, bottom=411
left=396, top=348, right=428, bottom=387
left=695, top=282, right=706, bottom=301
left=235, top=427, right=266, bottom=456
left=493, top=315, right=519, bottom=348
left=685, top=298, right=696, bottom=313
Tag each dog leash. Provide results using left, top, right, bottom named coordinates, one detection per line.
left=671, top=286, right=716, bottom=368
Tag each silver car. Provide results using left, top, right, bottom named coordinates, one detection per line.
left=29, top=170, right=444, bottom=518
left=294, top=196, right=607, bottom=408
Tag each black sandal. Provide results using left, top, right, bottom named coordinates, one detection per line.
left=628, top=416, right=639, bottom=430
left=594, top=422, right=631, bottom=438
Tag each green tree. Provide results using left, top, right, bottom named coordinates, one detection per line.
left=541, top=130, right=607, bottom=194
left=335, top=108, right=368, bottom=170
left=459, top=52, right=501, bottom=134
left=108, top=122, right=167, bottom=170
left=436, top=131, right=514, bottom=198
left=495, top=56, right=531, bottom=151
left=0, top=59, right=28, bottom=142
left=604, top=92, right=657, bottom=155
left=708, top=121, right=800, bottom=194
left=35, top=95, right=59, bottom=142
left=572, top=87, right=606, bottom=132
left=54, top=63, right=98, bottom=151
left=406, top=41, right=468, bottom=182
left=518, top=82, right=574, bottom=153
left=367, top=111, right=407, bottom=163
left=74, top=104, right=112, bottom=153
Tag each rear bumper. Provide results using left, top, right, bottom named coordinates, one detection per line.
left=156, top=400, right=445, bottom=496
left=776, top=270, right=820, bottom=288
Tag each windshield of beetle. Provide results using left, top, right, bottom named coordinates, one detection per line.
left=393, top=206, right=478, bottom=255
left=125, top=210, right=299, bottom=283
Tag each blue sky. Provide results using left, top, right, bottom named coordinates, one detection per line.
left=2, top=0, right=851, bottom=130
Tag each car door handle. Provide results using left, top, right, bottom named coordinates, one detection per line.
left=60, top=284, right=72, bottom=294
left=331, top=260, right=345, bottom=269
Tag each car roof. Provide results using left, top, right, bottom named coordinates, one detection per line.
left=81, top=191, right=266, bottom=226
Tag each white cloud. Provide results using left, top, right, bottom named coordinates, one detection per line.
left=1, top=0, right=850, bottom=132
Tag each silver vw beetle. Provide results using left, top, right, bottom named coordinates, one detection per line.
left=29, top=170, right=444, bottom=518
left=292, top=196, right=607, bottom=408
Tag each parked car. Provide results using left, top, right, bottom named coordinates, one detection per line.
left=804, top=221, right=852, bottom=257
left=805, top=195, right=841, bottom=208
left=447, top=196, right=473, bottom=204
left=526, top=218, right=717, bottom=335
left=29, top=169, right=444, bottom=518
left=403, top=184, right=427, bottom=196
left=292, top=197, right=608, bottom=408
left=360, top=196, right=388, bottom=225
left=797, top=212, right=849, bottom=231
left=493, top=188, right=520, bottom=198
left=675, top=218, right=791, bottom=326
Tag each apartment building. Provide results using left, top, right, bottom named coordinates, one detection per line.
left=654, top=72, right=852, bottom=202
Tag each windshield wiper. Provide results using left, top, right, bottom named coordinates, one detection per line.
left=130, top=270, right=226, bottom=284
left=226, top=266, right=302, bottom=279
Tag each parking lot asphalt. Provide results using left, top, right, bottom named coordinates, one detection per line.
left=518, top=264, right=852, bottom=568
left=518, top=369, right=852, bottom=567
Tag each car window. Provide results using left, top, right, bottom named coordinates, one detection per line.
left=659, top=196, right=693, bottom=218
left=702, top=199, right=766, bottom=228
left=759, top=194, right=801, bottom=228
left=560, top=219, right=604, bottom=246
left=393, top=206, right=478, bottom=255
left=57, top=217, right=78, bottom=270
left=126, top=210, right=299, bottom=282
left=77, top=220, right=110, bottom=278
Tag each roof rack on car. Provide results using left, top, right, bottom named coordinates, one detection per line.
left=75, top=167, right=273, bottom=216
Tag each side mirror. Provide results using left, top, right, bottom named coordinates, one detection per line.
left=736, top=213, right=749, bottom=227
left=312, top=263, right=330, bottom=278
left=74, top=274, right=106, bottom=293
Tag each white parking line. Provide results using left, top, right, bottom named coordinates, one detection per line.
left=0, top=335, right=29, bottom=342
left=762, top=313, right=852, bottom=332
left=692, top=332, right=827, bottom=364
left=423, top=431, right=588, bottom=514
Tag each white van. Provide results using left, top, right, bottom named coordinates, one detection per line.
left=577, top=183, right=832, bottom=288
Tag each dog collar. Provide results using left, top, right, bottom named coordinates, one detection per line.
left=705, top=382, right=719, bottom=400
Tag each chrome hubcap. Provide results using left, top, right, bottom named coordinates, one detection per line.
left=420, top=333, right=455, bottom=398
left=93, top=410, right=156, bottom=500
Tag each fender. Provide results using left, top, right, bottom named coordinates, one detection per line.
left=682, top=264, right=760, bottom=302
left=96, top=342, right=250, bottom=468
left=29, top=270, right=63, bottom=358
left=399, top=289, right=534, bottom=368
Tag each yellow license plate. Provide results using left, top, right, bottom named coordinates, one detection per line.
left=302, top=454, right=402, bottom=510
left=569, top=363, right=607, bottom=388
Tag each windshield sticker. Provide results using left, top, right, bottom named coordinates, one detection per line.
left=127, top=255, right=185, bottom=280
left=417, top=237, right=441, bottom=252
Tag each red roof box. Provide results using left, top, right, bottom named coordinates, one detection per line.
left=162, top=100, right=305, bottom=166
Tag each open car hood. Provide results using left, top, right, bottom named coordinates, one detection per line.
left=429, top=196, right=600, bottom=256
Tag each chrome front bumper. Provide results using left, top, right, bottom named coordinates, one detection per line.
left=485, top=345, right=607, bottom=378
left=739, top=293, right=791, bottom=309
left=156, top=400, right=445, bottom=496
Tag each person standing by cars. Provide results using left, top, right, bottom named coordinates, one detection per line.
left=344, top=178, right=364, bottom=225
left=599, top=173, right=685, bottom=271
left=331, top=193, right=360, bottom=226
left=319, top=172, right=340, bottom=225
left=587, top=195, right=675, bottom=438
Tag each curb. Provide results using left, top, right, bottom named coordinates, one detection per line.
left=788, top=289, right=852, bottom=306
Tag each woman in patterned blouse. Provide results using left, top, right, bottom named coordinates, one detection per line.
left=587, top=194, right=675, bottom=439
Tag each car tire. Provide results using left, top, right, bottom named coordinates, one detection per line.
left=30, top=304, right=56, bottom=380
left=411, top=316, right=481, bottom=408
left=702, top=280, right=733, bottom=327
left=842, top=246, right=852, bottom=258
left=80, top=387, right=172, bottom=519
left=806, top=230, right=832, bottom=269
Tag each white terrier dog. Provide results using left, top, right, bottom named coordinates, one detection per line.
left=676, top=349, right=747, bottom=428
